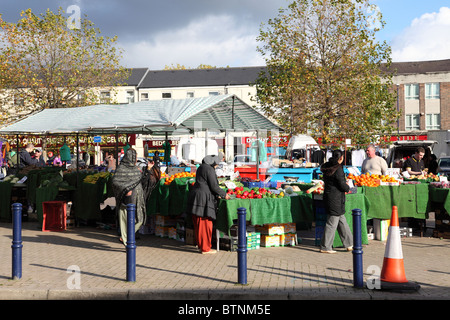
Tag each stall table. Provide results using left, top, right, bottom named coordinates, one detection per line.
left=362, top=184, right=429, bottom=219
left=267, top=167, right=317, bottom=183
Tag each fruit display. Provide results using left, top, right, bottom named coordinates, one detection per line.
left=347, top=172, right=398, bottom=187
left=1, top=175, right=20, bottom=184
left=226, top=186, right=284, bottom=199
left=306, top=182, right=324, bottom=194
left=407, top=173, right=440, bottom=182
left=83, top=171, right=111, bottom=184
left=163, top=171, right=196, bottom=185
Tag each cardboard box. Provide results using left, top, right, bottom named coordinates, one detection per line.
left=185, top=228, right=195, bottom=245
left=261, top=235, right=280, bottom=247
left=280, top=233, right=297, bottom=246
left=155, top=225, right=168, bottom=237
left=155, top=214, right=177, bottom=227
left=373, top=219, right=390, bottom=241
left=256, top=223, right=285, bottom=236
left=168, top=227, right=177, bottom=239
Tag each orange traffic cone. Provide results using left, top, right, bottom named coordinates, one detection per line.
left=380, top=206, right=408, bottom=283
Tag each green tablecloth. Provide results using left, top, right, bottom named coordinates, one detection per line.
left=0, top=182, right=13, bottom=221
left=362, top=184, right=429, bottom=219
left=73, top=177, right=109, bottom=221
left=216, top=194, right=314, bottom=235
left=147, top=177, right=194, bottom=216
left=428, top=187, right=450, bottom=216
left=335, top=193, right=370, bottom=247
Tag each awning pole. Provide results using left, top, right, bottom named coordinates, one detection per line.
left=76, top=133, right=80, bottom=189
left=16, top=135, right=20, bottom=169
left=115, top=131, right=119, bottom=164
left=256, top=130, right=260, bottom=180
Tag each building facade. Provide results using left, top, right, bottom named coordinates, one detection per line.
left=391, top=59, right=450, bottom=135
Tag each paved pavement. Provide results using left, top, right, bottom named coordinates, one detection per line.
left=0, top=221, right=449, bottom=301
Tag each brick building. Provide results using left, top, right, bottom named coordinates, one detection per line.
left=391, top=59, right=450, bottom=134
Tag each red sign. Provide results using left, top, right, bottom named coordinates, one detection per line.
left=389, top=135, right=428, bottom=141
left=242, top=135, right=289, bottom=147
left=143, top=140, right=178, bottom=147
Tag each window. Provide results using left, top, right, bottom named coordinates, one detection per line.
left=186, top=92, right=194, bottom=98
left=426, top=114, right=440, bottom=130
left=405, top=84, right=419, bottom=100
left=405, top=114, right=420, bottom=131
left=425, top=83, right=440, bottom=99
left=100, top=91, right=111, bottom=104
left=162, top=92, right=172, bottom=99
left=126, top=90, right=135, bottom=103
left=209, top=91, right=220, bottom=96
left=140, top=93, right=149, bottom=101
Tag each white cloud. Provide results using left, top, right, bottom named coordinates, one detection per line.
left=391, top=7, right=450, bottom=62
left=119, top=14, right=265, bottom=69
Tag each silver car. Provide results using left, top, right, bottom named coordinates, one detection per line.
left=438, top=156, right=450, bottom=175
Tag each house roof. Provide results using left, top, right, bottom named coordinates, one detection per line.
left=389, top=59, right=450, bottom=75
left=138, top=66, right=266, bottom=88
left=122, top=68, right=148, bottom=86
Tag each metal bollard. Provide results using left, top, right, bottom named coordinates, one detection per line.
left=237, top=207, right=247, bottom=285
left=126, top=203, right=136, bottom=282
left=11, top=203, right=23, bottom=280
left=352, top=208, right=364, bottom=288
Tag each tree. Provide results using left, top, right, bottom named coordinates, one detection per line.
left=255, top=0, right=399, bottom=144
left=0, top=8, right=129, bottom=125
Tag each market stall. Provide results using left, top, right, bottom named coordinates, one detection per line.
left=0, top=94, right=283, bottom=228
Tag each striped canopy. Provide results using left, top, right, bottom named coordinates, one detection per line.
left=0, top=94, right=283, bottom=135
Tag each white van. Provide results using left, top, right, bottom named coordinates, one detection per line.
left=386, top=140, right=437, bottom=168
left=285, top=135, right=318, bottom=160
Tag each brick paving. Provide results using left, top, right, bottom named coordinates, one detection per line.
left=0, top=221, right=449, bottom=300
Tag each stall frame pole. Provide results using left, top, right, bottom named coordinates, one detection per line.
left=126, top=203, right=136, bottom=282
left=352, top=208, right=364, bottom=288
left=237, top=207, right=247, bottom=285
left=11, top=203, right=23, bottom=280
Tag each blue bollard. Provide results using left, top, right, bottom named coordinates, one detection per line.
left=11, top=203, right=23, bottom=280
left=237, top=207, right=247, bottom=285
left=352, top=208, right=364, bottom=288
left=126, top=203, right=136, bottom=282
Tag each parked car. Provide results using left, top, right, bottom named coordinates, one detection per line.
left=233, top=154, right=256, bottom=166
left=438, top=156, right=450, bottom=175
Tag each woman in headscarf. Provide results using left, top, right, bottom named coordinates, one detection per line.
left=319, top=149, right=353, bottom=254
left=112, top=148, right=160, bottom=245
left=187, top=154, right=230, bottom=254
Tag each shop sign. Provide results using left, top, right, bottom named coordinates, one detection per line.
left=242, top=135, right=289, bottom=147
left=143, top=140, right=178, bottom=147
left=5, top=134, right=135, bottom=148
left=389, top=135, right=428, bottom=141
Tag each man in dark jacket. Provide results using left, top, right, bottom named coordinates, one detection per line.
left=18, top=143, right=40, bottom=168
left=186, top=154, right=230, bottom=254
left=319, top=150, right=353, bottom=254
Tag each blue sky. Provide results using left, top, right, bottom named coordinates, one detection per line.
left=373, top=0, right=450, bottom=62
left=1, top=0, right=450, bottom=68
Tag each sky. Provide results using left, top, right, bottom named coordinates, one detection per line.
left=1, top=0, right=450, bottom=69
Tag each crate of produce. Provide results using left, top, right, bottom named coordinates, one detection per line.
left=280, top=233, right=297, bottom=246
left=261, top=234, right=280, bottom=247
left=255, top=223, right=285, bottom=236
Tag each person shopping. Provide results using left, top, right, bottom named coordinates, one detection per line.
left=320, top=149, right=353, bottom=254
left=112, top=148, right=160, bottom=245
left=186, top=155, right=230, bottom=254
